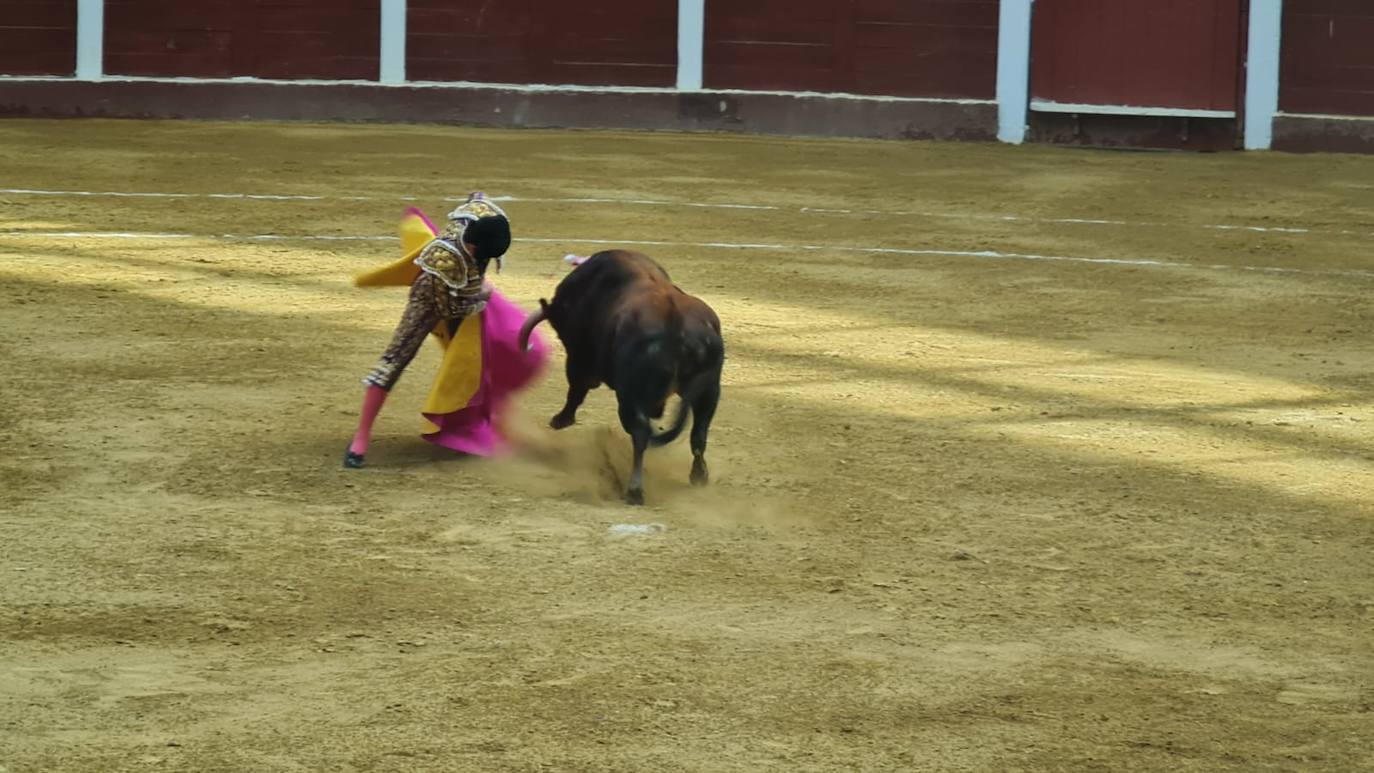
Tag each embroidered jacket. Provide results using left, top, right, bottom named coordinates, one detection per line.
left=364, top=193, right=510, bottom=390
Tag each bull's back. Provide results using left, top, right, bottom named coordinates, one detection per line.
left=562, top=250, right=670, bottom=293
left=558, top=250, right=674, bottom=326
left=588, top=251, right=721, bottom=354
left=554, top=248, right=721, bottom=376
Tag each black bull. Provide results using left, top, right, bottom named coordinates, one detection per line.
left=518, top=250, right=724, bottom=505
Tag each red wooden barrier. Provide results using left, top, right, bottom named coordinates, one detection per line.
left=1281, top=0, right=1374, bottom=116
left=704, top=0, right=998, bottom=99
left=104, top=0, right=380, bottom=80
left=1031, top=0, right=1243, bottom=113
left=0, top=0, right=77, bottom=76
left=407, top=0, right=676, bottom=88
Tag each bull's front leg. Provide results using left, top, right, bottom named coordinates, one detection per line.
left=551, top=382, right=590, bottom=430
left=551, top=359, right=593, bottom=430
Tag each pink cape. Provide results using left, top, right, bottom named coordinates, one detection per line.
left=420, top=287, right=550, bottom=456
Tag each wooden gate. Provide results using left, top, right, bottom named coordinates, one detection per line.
left=1030, top=0, right=1245, bottom=117
left=1280, top=0, right=1374, bottom=117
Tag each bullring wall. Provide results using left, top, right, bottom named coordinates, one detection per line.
left=0, top=1, right=1369, bottom=152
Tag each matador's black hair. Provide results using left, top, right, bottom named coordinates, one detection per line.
left=464, top=215, right=512, bottom=273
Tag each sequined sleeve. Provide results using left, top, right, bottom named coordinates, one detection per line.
left=363, top=273, right=444, bottom=390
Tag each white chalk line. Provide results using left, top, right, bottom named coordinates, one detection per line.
left=3, top=229, right=1371, bottom=281
left=2, top=187, right=1365, bottom=239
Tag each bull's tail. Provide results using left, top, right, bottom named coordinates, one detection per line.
left=646, top=368, right=714, bottom=448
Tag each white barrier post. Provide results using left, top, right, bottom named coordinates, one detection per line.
left=996, top=0, right=1033, bottom=144
left=76, top=0, right=104, bottom=80
left=677, top=0, right=705, bottom=90
left=380, top=0, right=407, bottom=84
left=1244, top=0, right=1283, bottom=150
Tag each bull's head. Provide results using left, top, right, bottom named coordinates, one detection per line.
left=518, top=298, right=552, bottom=353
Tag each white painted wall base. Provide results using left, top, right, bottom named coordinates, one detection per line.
left=1031, top=99, right=1236, bottom=119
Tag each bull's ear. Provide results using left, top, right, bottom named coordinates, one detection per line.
left=539, top=298, right=551, bottom=312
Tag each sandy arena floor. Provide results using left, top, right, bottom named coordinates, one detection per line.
left=1, top=119, right=1372, bottom=771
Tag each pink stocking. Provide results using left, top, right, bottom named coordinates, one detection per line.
left=347, top=385, right=388, bottom=461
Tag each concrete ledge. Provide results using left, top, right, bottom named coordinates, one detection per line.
left=0, top=79, right=998, bottom=142
left=1028, top=112, right=1238, bottom=152
left=1272, top=113, right=1374, bottom=154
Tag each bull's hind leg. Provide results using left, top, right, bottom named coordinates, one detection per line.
left=689, top=378, right=720, bottom=486
left=618, top=400, right=650, bottom=505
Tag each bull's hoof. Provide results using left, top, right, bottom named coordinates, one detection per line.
left=690, top=458, right=709, bottom=486
left=550, top=413, right=576, bottom=430
left=624, top=488, right=645, bottom=506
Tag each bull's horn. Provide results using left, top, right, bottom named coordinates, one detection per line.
left=517, top=304, right=548, bottom=353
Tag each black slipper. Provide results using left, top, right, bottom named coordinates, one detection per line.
left=343, top=449, right=365, bottom=469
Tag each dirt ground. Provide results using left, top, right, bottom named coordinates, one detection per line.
left=1, top=119, right=1372, bottom=772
